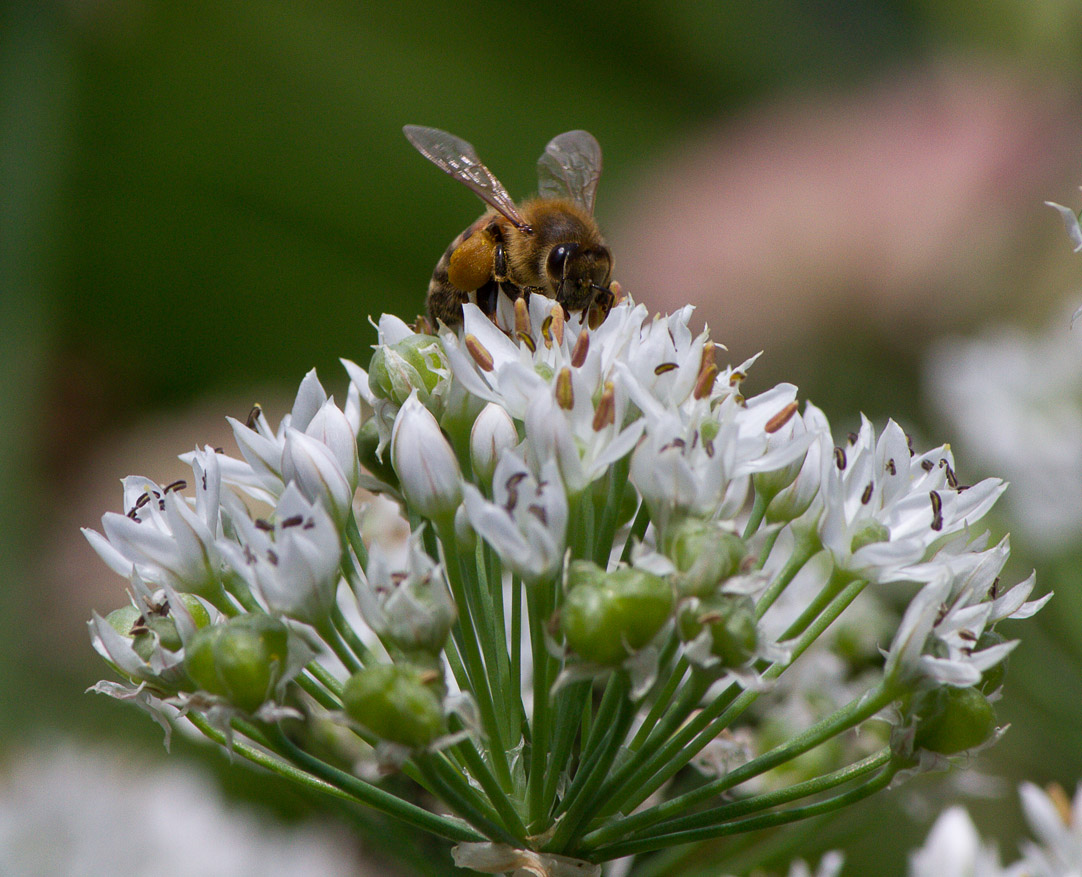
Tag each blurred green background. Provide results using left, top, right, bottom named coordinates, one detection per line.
left=4, top=1, right=1082, bottom=874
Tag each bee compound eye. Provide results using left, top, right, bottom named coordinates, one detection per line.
left=546, top=243, right=576, bottom=279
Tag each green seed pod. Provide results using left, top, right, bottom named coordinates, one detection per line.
left=664, top=519, right=746, bottom=597
left=911, top=685, right=996, bottom=755
left=677, top=594, right=759, bottom=667
left=342, top=663, right=445, bottom=748
left=561, top=566, right=673, bottom=665
left=184, top=614, right=289, bottom=713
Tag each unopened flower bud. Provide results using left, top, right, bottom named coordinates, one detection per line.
left=561, top=566, right=673, bottom=665
left=663, top=519, right=746, bottom=597
left=184, top=614, right=289, bottom=713
left=342, top=663, right=445, bottom=748
left=281, top=428, right=354, bottom=524
left=908, top=685, right=996, bottom=756
left=391, top=393, right=463, bottom=523
left=368, top=335, right=446, bottom=405
left=470, top=403, right=518, bottom=486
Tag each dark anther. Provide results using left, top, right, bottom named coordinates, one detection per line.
left=280, top=515, right=304, bottom=528
left=885, top=458, right=896, bottom=476
left=255, top=519, right=274, bottom=532
left=246, top=405, right=263, bottom=429
left=164, top=480, right=187, bottom=493
left=527, top=504, right=548, bottom=526
left=834, top=447, right=847, bottom=470
left=921, top=460, right=935, bottom=472
left=929, top=491, right=944, bottom=531
left=654, top=362, right=678, bottom=375
left=861, top=482, right=873, bottom=505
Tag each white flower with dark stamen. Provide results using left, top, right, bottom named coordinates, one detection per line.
left=463, top=452, right=568, bottom=584
left=390, top=392, right=463, bottom=522
left=884, top=542, right=1042, bottom=689
left=630, top=385, right=812, bottom=534
left=83, top=468, right=224, bottom=599
left=220, top=483, right=343, bottom=625
left=816, top=416, right=1005, bottom=582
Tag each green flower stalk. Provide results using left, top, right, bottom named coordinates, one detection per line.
left=86, top=293, right=1045, bottom=873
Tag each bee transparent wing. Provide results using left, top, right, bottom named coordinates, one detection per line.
left=537, top=130, right=603, bottom=213
left=403, top=125, right=531, bottom=231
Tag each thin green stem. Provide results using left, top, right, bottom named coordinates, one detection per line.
left=582, top=679, right=896, bottom=848
left=754, top=535, right=818, bottom=620
left=416, top=753, right=520, bottom=846
left=619, top=501, right=651, bottom=565
left=587, top=759, right=899, bottom=859
left=742, top=490, right=768, bottom=540
left=294, top=669, right=341, bottom=711
left=541, top=679, right=591, bottom=820
left=525, top=576, right=556, bottom=825
left=435, top=522, right=513, bottom=790
left=633, top=747, right=892, bottom=839
left=449, top=732, right=528, bottom=841
left=510, top=574, right=525, bottom=743
left=593, top=456, right=631, bottom=568
left=212, top=721, right=484, bottom=844
left=590, top=670, right=714, bottom=821
left=629, top=652, right=687, bottom=751
left=547, top=675, right=635, bottom=852
left=316, top=617, right=362, bottom=674
left=606, top=576, right=869, bottom=820
left=345, top=508, right=369, bottom=570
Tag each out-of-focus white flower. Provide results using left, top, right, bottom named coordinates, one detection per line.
left=925, top=311, right=1082, bottom=552
left=908, top=806, right=1011, bottom=877
left=0, top=743, right=357, bottom=877
left=1018, top=782, right=1082, bottom=877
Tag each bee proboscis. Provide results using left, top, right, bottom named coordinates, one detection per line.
left=404, top=125, right=615, bottom=330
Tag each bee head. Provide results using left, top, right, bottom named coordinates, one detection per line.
left=547, top=243, right=613, bottom=310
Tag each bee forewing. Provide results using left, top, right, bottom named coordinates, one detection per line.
left=403, top=125, right=530, bottom=231
left=537, top=129, right=602, bottom=213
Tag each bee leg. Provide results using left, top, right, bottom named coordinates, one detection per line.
left=475, top=279, right=500, bottom=318
left=492, top=240, right=526, bottom=313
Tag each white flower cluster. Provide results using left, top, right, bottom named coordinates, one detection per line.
left=908, top=782, right=1082, bottom=877
left=925, top=306, right=1082, bottom=553
left=85, top=293, right=1044, bottom=865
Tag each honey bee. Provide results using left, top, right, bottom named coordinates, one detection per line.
left=404, top=125, right=615, bottom=330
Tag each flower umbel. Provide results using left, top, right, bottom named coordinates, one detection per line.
left=86, top=293, right=1041, bottom=872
